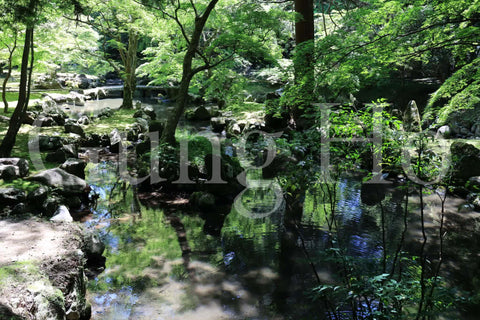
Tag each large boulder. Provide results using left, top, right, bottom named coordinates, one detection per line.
left=450, top=141, right=480, bottom=184
left=60, top=158, right=87, bottom=179
left=27, top=168, right=88, bottom=195
left=0, top=188, right=26, bottom=205
left=34, top=74, right=63, bottom=89
left=45, top=145, right=77, bottom=163
left=185, top=106, right=211, bottom=121
left=0, top=158, right=29, bottom=178
left=38, top=136, right=64, bottom=151
left=67, top=92, right=86, bottom=106
left=65, top=124, right=85, bottom=137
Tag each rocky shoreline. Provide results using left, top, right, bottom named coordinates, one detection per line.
left=0, top=218, right=104, bottom=320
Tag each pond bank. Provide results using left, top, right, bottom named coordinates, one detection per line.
left=0, top=217, right=93, bottom=320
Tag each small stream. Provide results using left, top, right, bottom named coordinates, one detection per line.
left=83, top=164, right=480, bottom=319
left=81, top=98, right=480, bottom=320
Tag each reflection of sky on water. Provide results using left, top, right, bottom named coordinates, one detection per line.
left=336, top=178, right=382, bottom=259
left=85, top=162, right=122, bottom=251
left=92, top=286, right=138, bottom=320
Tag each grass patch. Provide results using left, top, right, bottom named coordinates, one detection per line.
left=83, top=108, right=137, bottom=135
left=0, top=91, right=42, bottom=102
left=0, top=108, right=136, bottom=173
left=0, top=179, right=42, bottom=192
left=224, top=101, right=265, bottom=120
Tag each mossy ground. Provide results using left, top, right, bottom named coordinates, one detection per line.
left=0, top=108, right=137, bottom=174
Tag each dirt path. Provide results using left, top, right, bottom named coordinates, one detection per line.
left=0, top=217, right=82, bottom=266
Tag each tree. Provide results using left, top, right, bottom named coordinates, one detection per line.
left=141, top=0, right=222, bottom=143
left=141, top=0, right=289, bottom=144
left=72, top=0, right=155, bottom=109
left=280, top=0, right=315, bottom=128
left=0, top=25, right=20, bottom=113
left=0, top=0, right=82, bottom=157
left=312, top=0, right=480, bottom=103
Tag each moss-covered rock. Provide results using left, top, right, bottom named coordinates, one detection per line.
left=449, top=141, right=480, bottom=184
left=424, top=57, right=480, bottom=137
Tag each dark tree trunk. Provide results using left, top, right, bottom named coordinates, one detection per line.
left=0, top=27, right=33, bottom=157
left=292, top=0, right=315, bottom=129
left=295, top=0, right=315, bottom=46
left=161, top=0, right=219, bottom=144
left=2, top=34, right=17, bottom=113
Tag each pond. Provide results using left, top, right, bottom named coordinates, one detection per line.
left=83, top=159, right=480, bottom=320
left=75, top=96, right=480, bottom=319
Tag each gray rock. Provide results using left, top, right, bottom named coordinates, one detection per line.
left=39, top=136, right=63, bottom=151
left=12, top=203, right=27, bottom=215
left=60, top=158, right=87, bottom=179
left=126, top=128, right=138, bottom=141
left=83, top=229, right=105, bottom=260
left=185, top=106, right=211, bottom=121
left=435, top=125, right=451, bottom=139
left=226, top=122, right=242, bottom=137
left=34, top=74, right=63, bottom=89
left=133, top=110, right=146, bottom=119
left=403, top=100, right=422, bottom=132
left=77, top=115, right=91, bottom=125
left=141, top=105, right=156, bottom=120
left=210, top=117, right=227, bottom=133
left=67, top=92, right=86, bottom=106
left=27, top=186, right=49, bottom=205
left=0, top=188, right=26, bottom=205
left=27, top=168, right=88, bottom=195
left=51, top=113, right=66, bottom=126
left=450, top=141, right=480, bottom=184
left=37, top=116, right=55, bottom=127
left=65, top=124, right=85, bottom=137
left=50, top=205, right=73, bottom=222
left=62, top=144, right=78, bottom=158
left=46, top=149, right=68, bottom=163
left=0, top=165, right=17, bottom=181
left=135, top=118, right=149, bottom=133
left=97, top=107, right=113, bottom=118
left=43, top=196, right=62, bottom=216
left=0, top=158, right=29, bottom=177
left=23, top=112, right=35, bottom=125
left=109, top=129, right=122, bottom=153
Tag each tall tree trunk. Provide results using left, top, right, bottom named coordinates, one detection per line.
left=120, top=29, right=138, bottom=109
left=295, top=0, right=314, bottom=46
left=161, top=0, right=219, bottom=144
left=292, top=0, right=315, bottom=129
left=2, top=34, right=17, bottom=114
left=0, top=27, right=33, bottom=157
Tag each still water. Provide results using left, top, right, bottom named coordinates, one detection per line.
left=84, top=161, right=480, bottom=320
